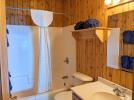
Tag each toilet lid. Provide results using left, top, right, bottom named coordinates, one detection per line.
left=54, top=91, right=72, bottom=100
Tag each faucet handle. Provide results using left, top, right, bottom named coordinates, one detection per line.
left=112, top=84, right=121, bottom=91
left=113, top=86, right=126, bottom=97
left=113, top=87, right=119, bottom=92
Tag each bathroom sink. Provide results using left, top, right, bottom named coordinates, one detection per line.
left=90, top=92, right=121, bottom=100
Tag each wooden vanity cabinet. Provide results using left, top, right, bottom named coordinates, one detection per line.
left=72, top=92, right=82, bottom=100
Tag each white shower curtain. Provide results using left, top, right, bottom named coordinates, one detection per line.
left=38, top=27, right=52, bottom=93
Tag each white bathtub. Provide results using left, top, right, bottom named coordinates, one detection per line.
left=17, top=88, right=67, bottom=100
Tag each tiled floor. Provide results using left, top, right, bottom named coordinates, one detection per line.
left=17, top=93, right=54, bottom=100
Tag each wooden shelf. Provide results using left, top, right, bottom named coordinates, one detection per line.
left=72, top=27, right=111, bottom=33
left=72, top=27, right=112, bottom=43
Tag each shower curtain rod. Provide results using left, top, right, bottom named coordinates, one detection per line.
left=6, top=7, right=65, bottom=15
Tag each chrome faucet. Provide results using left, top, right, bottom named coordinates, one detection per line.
left=113, top=87, right=126, bottom=97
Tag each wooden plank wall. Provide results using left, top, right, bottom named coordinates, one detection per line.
left=63, top=0, right=134, bottom=27
left=74, top=31, right=105, bottom=80
left=6, top=0, right=64, bottom=27
left=63, top=0, right=107, bottom=27
left=6, top=0, right=134, bottom=27
left=74, top=10, right=134, bottom=90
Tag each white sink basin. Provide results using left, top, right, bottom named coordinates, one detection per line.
left=90, top=92, right=121, bottom=100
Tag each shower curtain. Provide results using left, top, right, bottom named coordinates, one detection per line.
left=38, top=27, right=52, bottom=93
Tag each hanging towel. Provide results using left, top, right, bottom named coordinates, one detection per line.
left=131, top=31, right=134, bottom=43
left=121, top=56, right=133, bottom=70
left=123, top=31, right=134, bottom=44
left=130, top=57, right=134, bottom=70
left=121, top=56, right=130, bottom=69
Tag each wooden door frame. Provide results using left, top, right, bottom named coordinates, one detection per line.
left=0, top=0, right=10, bottom=100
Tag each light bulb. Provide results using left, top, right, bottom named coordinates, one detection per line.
left=113, top=0, right=120, bottom=4
left=104, top=0, right=112, bottom=5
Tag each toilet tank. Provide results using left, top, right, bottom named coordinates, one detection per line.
left=71, top=72, right=93, bottom=86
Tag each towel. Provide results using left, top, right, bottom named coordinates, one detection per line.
left=123, top=31, right=134, bottom=44
left=74, top=21, right=85, bottom=30
left=121, top=56, right=130, bottom=69
left=74, top=19, right=100, bottom=30
left=121, top=56, right=133, bottom=70
left=131, top=31, right=134, bottom=44
left=130, top=57, right=134, bottom=70
left=84, top=19, right=99, bottom=28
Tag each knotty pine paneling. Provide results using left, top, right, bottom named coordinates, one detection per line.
left=74, top=33, right=106, bottom=80
left=74, top=10, right=134, bottom=90
left=0, top=0, right=10, bottom=99
left=63, top=0, right=134, bottom=27
left=63, top=0, right=107, bottom=27
left=6, top=0, right=64, bottom=27
left=6, top=0, right=134, bottom=26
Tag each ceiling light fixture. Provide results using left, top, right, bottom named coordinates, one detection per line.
left=113, top=0, right=121, bottom=5
left=104, top=0, right=112, bottom=5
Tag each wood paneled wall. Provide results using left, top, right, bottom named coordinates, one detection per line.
left=73, top=10, right=134, bottom=90
left=73, top=29, right=105, bottom=79
left=6, top=0, right=64, bottom=27
left=63, top=0, right=107, bottom=26
left=6, top=0, right=134, bottom=27
left=63, top=0, right=134, bottom=27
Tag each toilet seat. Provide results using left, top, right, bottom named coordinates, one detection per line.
left=54, top=91, right=72, bottom=100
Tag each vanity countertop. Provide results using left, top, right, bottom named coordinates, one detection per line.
left=71, top=77, right=132, bottom=100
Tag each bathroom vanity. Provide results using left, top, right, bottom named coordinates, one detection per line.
left=71, top=77, right=132, bottom=100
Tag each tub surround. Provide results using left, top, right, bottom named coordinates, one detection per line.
left=49, top=26, right=76, bottom=90
left=71, top=77, right=132, bottom=100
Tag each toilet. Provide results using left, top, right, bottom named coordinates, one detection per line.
left=54, top=72, right=94, bottom=100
